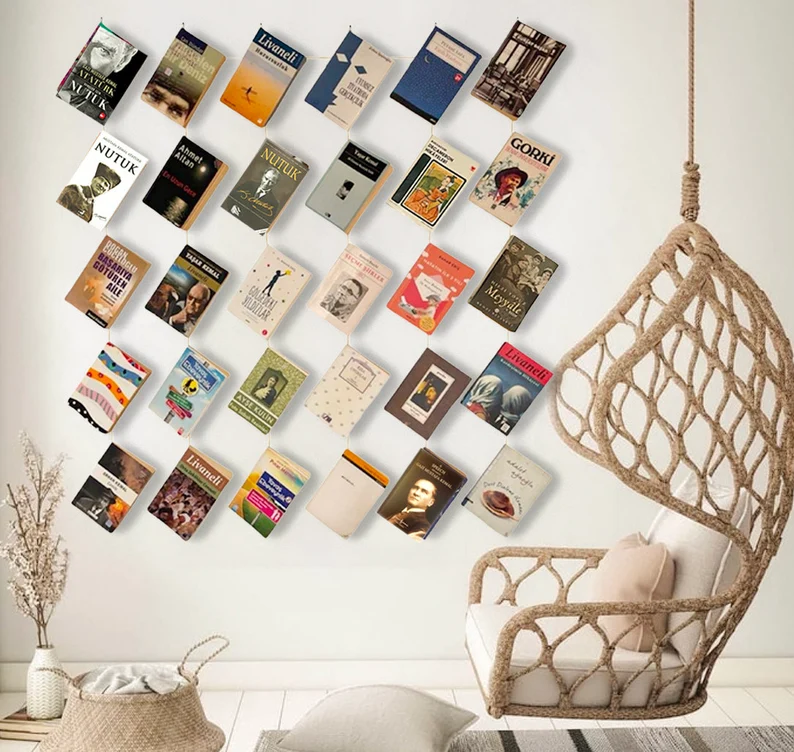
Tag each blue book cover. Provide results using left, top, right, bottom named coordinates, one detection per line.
left=390, top=27, right=480, bottom=124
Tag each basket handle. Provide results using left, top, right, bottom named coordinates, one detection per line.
left=37, top=666, right=84, bottom=699
left=178, top=635, right=229, bottom=683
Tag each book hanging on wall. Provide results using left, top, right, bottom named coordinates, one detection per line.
left=144, top=245, right=228, bottom=336
left=305, top=31, right=393, bottom=129
left=56, top=132, right=148, bottom=231
left=221, top=139, right=309, bottom=235
left=220, top=28, right=306, bottom=126
left=149, top=347, right=228, bottom=437
left=229, top=447, right=310, bottom=538
left=377, top=447, right=467, bottom=541
left=468, top=236, right=558, bottom=332
left=65, top=236, right=150, bottom=328
left=305, top=345, right=389, bottom=437
left=383, top=348, right=469, bottom=440
left=56, top=22, right=147, bottom=123
left=143, top=137, right=228, bottom=230
left=463, top=444, right=551, bottom=536
left=388, top=137, right=479, bottom=229
left=306, top=450, right=389, bottom=538
left=390, top=26, right=481, bottom=124
left=386, top=243, right=473, bottom=335
left=69, top=343, right=150, bottom=433
left=72, top=443, right=155, bottom=533
left=305, top=142, right=392, bottom=233
left=462, top=342, right=552, bottom=436
left=307, top=244, right=391, bottom=336
left=228, top=246, right=311, bottom=338
left=148, top=447, right=232, bottom=541
left=142, top=28, right=225, bottom=126
left=470, top=21, right=566, bottom=121
left=229, top=348, right=307, bottom=435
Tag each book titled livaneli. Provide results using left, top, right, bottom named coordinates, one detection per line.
left=221, top=28, right=306, bottom=126
left=143, top=137, right=228, bottom=230
left=65, top=236, right=150, bottom=328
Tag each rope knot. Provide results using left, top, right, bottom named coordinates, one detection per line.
left=680, top=161, right=701, bottom=222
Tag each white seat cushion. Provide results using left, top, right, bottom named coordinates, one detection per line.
left=466, top=604, right=685, bottom=708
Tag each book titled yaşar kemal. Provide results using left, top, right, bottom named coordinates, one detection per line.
left=65, top=236, right=150, bottom=328
left=305, top=141, right=392, bottom=233
left=143, top=136, right=228, bottom=230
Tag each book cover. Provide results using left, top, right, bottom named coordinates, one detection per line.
left=306, top=450, right=389, bottom=538
left=142, top=137, right=228, bottom=230
left=386, top=243, right=473, bottom=334
left=383, top=348, right=469, bottom=440
left=390, top=27, right=481, bottom=124
left=377, top=448, right=467, bottom=541
left=462, top=342, right=552, bottom=436
left=65, top=236, right=150, bottom=328
left=145, top=245, right=229, bottom=336
left=0, top=705, right=60, bottom=741
left=148, top=447, right=231, bottom=541
left=149, top=347, right=228, bottom=437
left=307, top=244, right=391, bottom=336
left=142, top=28, right=225, bottom=126
left=305, top=31, right=393, bottom=129
left=56, top=132, right=147, bottom=231
left=69, top=343, right=150, bottom=433
left=72, top=443, right=155, bottom=532
left=305, top=141, right=392, bottom=233
left=471, top=21, right=566, bottom=121
left=469, top=134, right=560, bottom=225
left=221, top=139, right=309, bottom=234
left=56, top=22, right=147, bottom=123
left=388, top=136, right=478, bottom=228
left=228, top=246, right=311, bottom=338
left=221, top=28, right=306, bottom=126
left=463, top=445, right=551, bottom=536
left=468, top=236, right=557, bottom=331
left=305, top=345, right=389, bottom=437
left=228, top=348, right=307, bottom=435
left=229, top=447, right=310, bottom=538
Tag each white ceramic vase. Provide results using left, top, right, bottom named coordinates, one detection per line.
left=27, top=647, right=65, bottom=720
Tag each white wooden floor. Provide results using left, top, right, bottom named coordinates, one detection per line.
left=2, top=687, right=794, bottom=750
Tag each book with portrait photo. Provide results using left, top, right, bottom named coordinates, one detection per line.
left=377, top=448, right=467, bottom=541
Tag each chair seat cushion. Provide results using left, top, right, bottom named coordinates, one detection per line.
left=465, top=604, right=685, bottom=708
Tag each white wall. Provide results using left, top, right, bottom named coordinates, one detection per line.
left=1, top=0, right=793, bottom=665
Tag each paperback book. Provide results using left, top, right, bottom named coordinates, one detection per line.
left=377, top=448, right=467, bottom=541
left=143, top=137, right=228, bottom=230
left=228, top=348, right=307, bottom=435
left=149, top=347, right=228, bottom=437
left=462, top=342, right=552, bottom=436
left=56, top=22, right=147, bottom=123
left=468, top=236, right=557, bottom=331
left=65, top=236, right=150, bottom=328
left=383, top=348, right=469, bottom=440
left=386, top=243, right=473, bottom=334
left=0, top=706, right=60, bottom=742
left=305, top=142, right=392, bottom=233
left=145, top=245, right=229, bottom=336
left=463, top=445, right=552, bottom=536
left=69, top=343, right=150, bottom=433
left=305, top=31, right=393, bottom=129
left=229, top=448, right=310, bottom=538
left=388, top=136, right=478, bottom=228
left=228, top=246, right=311, bottom=338
left=306, top=450, right=389, bottom=538
left=390, top=26, right=481, bottom=124
left=142, top=28, right=225, bottom=126
left=305, top=345, right=389, bottom=437
left=307, top=244, right=391, bottom=335
left=222, top=139, right=309, bottom=234
left=72, top=443, right=155, bottom=533
left=56, top=132, right=148, bottom=231
left=221, top=28, right=305, bottom=126
left=148, top=447, right=231, bottom=541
